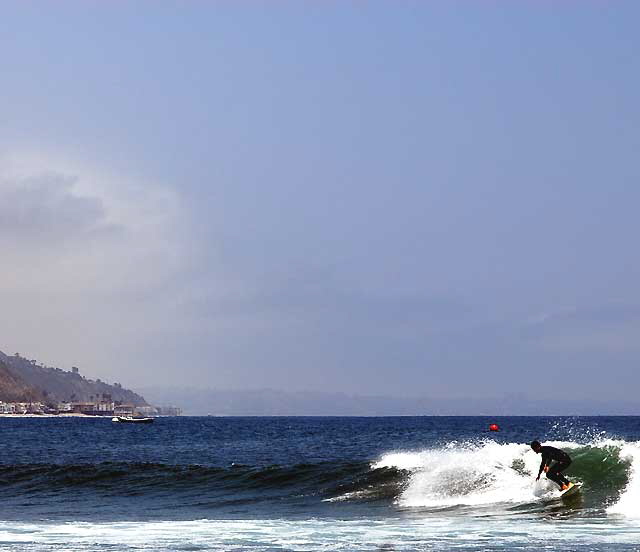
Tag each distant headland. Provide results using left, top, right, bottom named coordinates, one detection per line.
left=0, top=349, right=180, bottom=417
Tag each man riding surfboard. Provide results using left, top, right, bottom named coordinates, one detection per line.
left=530, top=441, right=574, bottom=491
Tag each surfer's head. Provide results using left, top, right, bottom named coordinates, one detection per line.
left=530, top=440, right=542, bottom=453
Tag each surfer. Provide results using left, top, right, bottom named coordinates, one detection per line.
left=530, top=441, right=573, bottom=491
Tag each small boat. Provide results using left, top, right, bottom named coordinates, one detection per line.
left=111, top=416, right=154, bottom=424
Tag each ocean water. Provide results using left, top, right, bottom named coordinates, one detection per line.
left=0, top=416, right=639, bottom=551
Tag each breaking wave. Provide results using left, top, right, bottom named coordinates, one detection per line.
left=373, top=439, right=640, bottom=516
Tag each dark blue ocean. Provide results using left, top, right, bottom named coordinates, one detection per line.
left=1, top=416, right=639, bottom=551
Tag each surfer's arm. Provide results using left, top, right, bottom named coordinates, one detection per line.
left=536, top=458, right=546, bottom=480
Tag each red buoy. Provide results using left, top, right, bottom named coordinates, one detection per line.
left=489, top=423, right=499, bottom=432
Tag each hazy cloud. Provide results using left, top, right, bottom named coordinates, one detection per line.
left=0, top=173, right=116, bottom=242
left=0, top=153, right=196, bottom=378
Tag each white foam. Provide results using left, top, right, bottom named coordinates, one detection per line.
left=374, top=441, right=560, bottom=508
left=1, top=517, right=639, bottom=551
left=607, top=440, right=640, bottom=518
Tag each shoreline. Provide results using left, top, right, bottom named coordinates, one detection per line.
left=0, top=413, right=110, bottom=418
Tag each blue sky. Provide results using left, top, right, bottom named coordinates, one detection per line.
left=1, top=1, right=639, bottom=401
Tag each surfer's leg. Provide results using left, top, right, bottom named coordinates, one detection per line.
left=555, top=459, right=571, bottom=485
left=545, top=467, right=565, bottom=489
left=548, top=459, right=571, bottom=489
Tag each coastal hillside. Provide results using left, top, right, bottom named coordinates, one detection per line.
left=0, top=350, right=147, bottom=406
left=0, top=359, right=45, bottom=402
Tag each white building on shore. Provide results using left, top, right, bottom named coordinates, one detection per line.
left=0, top=402, right=46, bottom=414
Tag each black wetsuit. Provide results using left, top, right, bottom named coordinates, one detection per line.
left=538, top=446, right=571, bottom=489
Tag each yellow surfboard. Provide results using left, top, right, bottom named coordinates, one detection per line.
left=561, top=482, right=581, bottom=498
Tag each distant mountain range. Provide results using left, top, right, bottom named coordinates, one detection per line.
left=140, top=386, right=640, bottom=416
left=0, top=349, right=147, bottom=406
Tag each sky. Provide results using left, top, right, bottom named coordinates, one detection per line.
left=1, top=1, right=639, bottom=402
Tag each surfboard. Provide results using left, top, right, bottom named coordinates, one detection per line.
left=561, top=482, right=581, bottom=498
